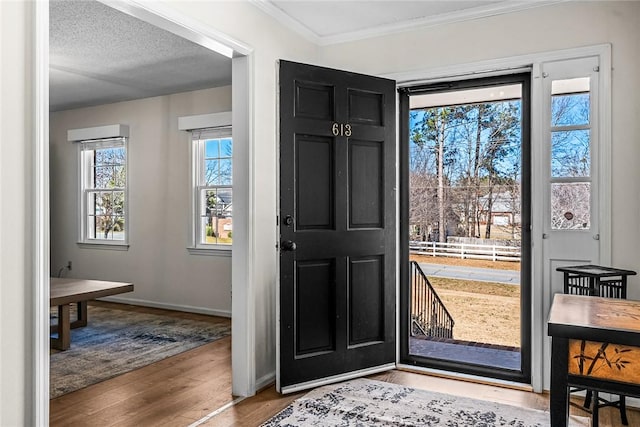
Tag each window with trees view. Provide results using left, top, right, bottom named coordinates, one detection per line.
left=79, top=137, right=127, bottom=243
left=192, top=128, right=233, bottom=248
left=409, top=84, right=523, bottom=243
left=549, top=77, right=591, bottom=230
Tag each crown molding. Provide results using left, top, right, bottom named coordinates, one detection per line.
left=249, top=0, right=322, bottom=45
left=251, top=0, right=567, bottom=46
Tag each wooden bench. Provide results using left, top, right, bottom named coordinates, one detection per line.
left=50, top=277, right=134, bottom=350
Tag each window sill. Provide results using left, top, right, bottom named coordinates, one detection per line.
left=187, top=246, right=232, bottom=257
left=77, top=242, right=129, bottom=251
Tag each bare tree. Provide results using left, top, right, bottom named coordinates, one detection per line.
left=410, top=97, right=522, bottom=242
left=93, top=146, right=126, bottom=239
left=551, top=183, right=591, bottom=229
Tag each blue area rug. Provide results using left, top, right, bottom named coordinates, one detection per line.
left=50, top=304, right=230, bottom=398
left=262, top=378, right=590, bottom=426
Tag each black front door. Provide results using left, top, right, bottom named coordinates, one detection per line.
left=278, top=60, right=396, bottom=392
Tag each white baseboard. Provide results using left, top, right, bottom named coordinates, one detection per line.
left=626, top=395, right=640, bottom=409
left=98, top=295, right=232, bottom=318
left=256, top=371, right=276, bottom=393
left=599, top=392, right=640, bottom=410
left=557, top=390, right=639, bottom=413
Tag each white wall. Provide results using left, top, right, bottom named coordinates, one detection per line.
left=316, top=0, right=640, bottom=390
left=50, top=86, right=233, bottom=316
left=0, top=1, right=35, bottom=424
left=162, top=0, right=318, bottom=391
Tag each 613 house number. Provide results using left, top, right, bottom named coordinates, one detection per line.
left=332, top=122, right=352, bottom=137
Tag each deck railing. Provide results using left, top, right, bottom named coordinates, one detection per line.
left=410, top=260, right=454, bottom=339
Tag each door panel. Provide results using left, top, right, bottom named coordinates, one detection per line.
left=295, top=81, right=334, bottom=120
left=296, top=136, right=334, bottom=230
left=278, top=60, right=396, bottom=392
left=296, top=259, right=335, bottom=355
left=349, top=140, right=383, bottom=228
left=349, top=90, right=384, bottom=125
left=349, top=256, right=384, bottom=345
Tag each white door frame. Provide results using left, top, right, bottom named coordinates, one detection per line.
left=387, top=43, right=611, bottom=393
left=33, top=1, right=255, bottom=422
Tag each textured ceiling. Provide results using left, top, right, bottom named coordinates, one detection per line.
left=49, top=0, right=232, bottom=112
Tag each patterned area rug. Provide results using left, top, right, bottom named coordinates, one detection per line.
left=50, top=304, right=230, bottom=398
left=263, top=378, right=590, bottom=426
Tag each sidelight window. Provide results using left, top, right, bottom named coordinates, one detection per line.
left=549, top=77, right=592, bottom=230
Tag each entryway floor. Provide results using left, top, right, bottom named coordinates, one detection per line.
left=409, top=336, right=521, bottom=370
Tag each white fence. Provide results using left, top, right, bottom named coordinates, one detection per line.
left=409, top=240, right=521, bottom=262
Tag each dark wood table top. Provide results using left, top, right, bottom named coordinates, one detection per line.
left=555, top=265, right=637, bottom=278
left=50, top=277, right=133, bottom=306
left=548, top=294, right=640, bottom=345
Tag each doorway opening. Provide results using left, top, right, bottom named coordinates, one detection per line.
left=399, top=73, right=531, bottom=383
left=36, top=1, right=254, bottom=420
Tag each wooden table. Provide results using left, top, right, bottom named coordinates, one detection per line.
left=50, top=277, right=134, bottom=350
left=556, top=265, right=636, bottom=298
left=548, top=294, right=640, bottom=426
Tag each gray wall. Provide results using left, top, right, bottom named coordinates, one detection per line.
left=50, top=86, right=233, bottom=316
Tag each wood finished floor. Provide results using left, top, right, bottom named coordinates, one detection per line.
left=51, top=303, right=639, bottom=426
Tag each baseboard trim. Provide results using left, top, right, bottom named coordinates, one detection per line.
left=599, top=393, right=640, bottom=410
left=98, top=295, right=232, bottom=318
left=256, top=372, right=276, bottom=394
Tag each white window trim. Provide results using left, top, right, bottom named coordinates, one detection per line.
left=179, top=112, right=233, bottom=255
left=70, top=125, right=130, bottom=249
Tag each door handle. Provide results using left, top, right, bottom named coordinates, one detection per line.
left=281, top=240, right=297, bottom=251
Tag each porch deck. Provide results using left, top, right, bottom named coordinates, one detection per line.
left=409, top=336, right=521, bottom=371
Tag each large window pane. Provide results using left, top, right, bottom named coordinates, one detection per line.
left=551, top=130, right=590, bottom=177
left=91, top=215, right=125, bottom=240
left=551, top=93, right=589, bottom=126
left=219, top=159, right=232, bottom=185
left=95, top=147, right=125, bottom=166
left=551, top=182, right=590, bottom=230
left=205, top=159, right=220, bottom=185
left=199, top=187, right=232, bottom=244
left=81, top=139, right=127, bottom=244
left=193, top=130, right=233, bottom=248
left=220, top=138, right=232, bottom=156
left=205, top=139, right=219, bottom=158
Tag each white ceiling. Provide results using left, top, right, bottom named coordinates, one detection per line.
left=50, top=0, right=560, bottom=112
left=255, top=0, right=562, bottom=45
left=49, top=0, right=232, bottom=112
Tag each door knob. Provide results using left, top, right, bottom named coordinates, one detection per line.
left=281, top=240, right=297, bottom=251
